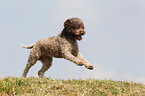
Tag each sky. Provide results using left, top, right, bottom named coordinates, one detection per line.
left=0, top=0, right=145, bottom=83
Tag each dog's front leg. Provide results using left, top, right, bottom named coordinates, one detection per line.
left=63, top=51, right=84, bottom=66
left=76, top=52, right=94, bottom=70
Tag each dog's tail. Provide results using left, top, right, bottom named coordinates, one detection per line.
left=21, top=43, right=35, bottom=49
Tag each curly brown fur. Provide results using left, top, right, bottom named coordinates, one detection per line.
left=21, top=17, right=94, bottom=78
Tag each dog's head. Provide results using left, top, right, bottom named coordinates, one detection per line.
left=63, top=17, right=85, bottom=41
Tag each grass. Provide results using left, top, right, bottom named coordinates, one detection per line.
left=0, top=77, right=145, bottom=96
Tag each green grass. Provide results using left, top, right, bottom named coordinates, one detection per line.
left=0, top=77, right=145, bottom=96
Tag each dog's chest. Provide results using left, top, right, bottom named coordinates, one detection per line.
left=69, top=41, right=79, bottom=56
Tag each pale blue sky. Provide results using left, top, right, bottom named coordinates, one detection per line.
left=0, top=0, right=145, bottom=83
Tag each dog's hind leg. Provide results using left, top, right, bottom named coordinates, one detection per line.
left=21, top=49, right=40, bottom=78
left=38, top=56, right=53, bottom=78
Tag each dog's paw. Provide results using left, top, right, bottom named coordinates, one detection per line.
left=86, top=65, right=94, bottom=70
left=21, top=75, right=26, bottom=78
left=77, top=62, right=84, bottom=66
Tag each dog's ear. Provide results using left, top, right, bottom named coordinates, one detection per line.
left=64, top=19, right=71, bottom=28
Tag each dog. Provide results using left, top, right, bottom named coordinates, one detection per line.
left=21, top=17, right=94, bottom=78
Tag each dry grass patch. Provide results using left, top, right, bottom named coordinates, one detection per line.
left=0, top=77, right=145, bottom=95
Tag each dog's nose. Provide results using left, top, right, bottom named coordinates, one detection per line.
left=80, top=31, right=85, bottom=35
left=81, top=33, right=84, bottom=35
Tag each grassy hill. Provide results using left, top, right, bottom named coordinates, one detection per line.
left=0, top=77, right=145, bottom=95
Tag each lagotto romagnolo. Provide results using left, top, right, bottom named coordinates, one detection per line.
left=21, top=17, right=94, bottom=78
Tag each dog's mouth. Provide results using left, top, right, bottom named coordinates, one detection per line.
left=76, top=35, right=82, bottom=41
left=72, top=30, right=85, bottom=41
